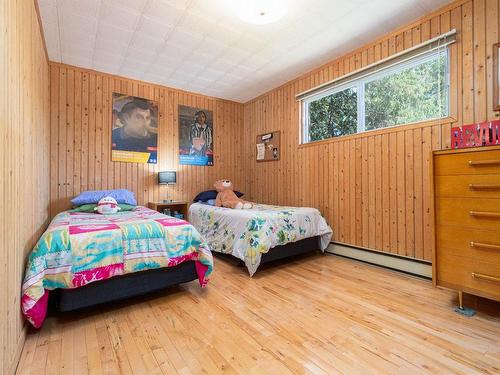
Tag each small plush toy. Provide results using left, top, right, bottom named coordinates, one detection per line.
left=94, top=196, right=121, bottom=215
left=214, top=180, right=253, bottom=209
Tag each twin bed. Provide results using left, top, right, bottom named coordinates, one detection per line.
left=21, top=206, right=213, bottom=328
left=189, top=202, right=332, bottom=276
left=22, top=196, right=332, bottom=328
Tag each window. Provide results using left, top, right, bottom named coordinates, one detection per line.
left=301, top=49, right=449, bottom=143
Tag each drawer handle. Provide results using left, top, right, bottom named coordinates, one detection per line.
left=469, top=211, right=500, bottom=218
left=470, top=241, right=500, bottom=251
left=469, top=159, right=500, bottom=166
left=472, top=272, right=500, bottom=283
left=469, top=184, right=500, bottom=190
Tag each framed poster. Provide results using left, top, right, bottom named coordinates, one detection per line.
left=178, top=105, right=214, bottom=166
left=111, top=93, right=158, bottom=164
left=494, top=43, right=500, bottom=111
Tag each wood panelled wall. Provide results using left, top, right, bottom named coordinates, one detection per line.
left=0, top=1, right=50, bottom=374
left=243, top=0, right=500, bottom=262
left=49, top=64, right=245, bottom=216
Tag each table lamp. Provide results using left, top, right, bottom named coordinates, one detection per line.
left=158, top=171, right=176, bottom=202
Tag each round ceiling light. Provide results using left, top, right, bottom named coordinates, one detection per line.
left=236, top=0, right=287, bottom=25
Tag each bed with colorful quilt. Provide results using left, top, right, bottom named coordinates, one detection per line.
left=22, top=206, right=213, bottom=328
left=188, top=203, right=332, bottom=276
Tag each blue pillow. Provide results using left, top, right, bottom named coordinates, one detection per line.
left=71, top=189, right=137, bottom=206
left=193, top=190, right=243, bottom=202
left=205, top=199, right=216, bottom=206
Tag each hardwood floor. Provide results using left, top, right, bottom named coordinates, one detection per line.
left=16, top=254, right=500, bottom=375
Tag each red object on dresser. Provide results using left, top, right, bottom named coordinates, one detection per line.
left=451, top=120, right=500, bottom=149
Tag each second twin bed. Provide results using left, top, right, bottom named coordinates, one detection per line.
left=189, top=202, right=332, bottom=276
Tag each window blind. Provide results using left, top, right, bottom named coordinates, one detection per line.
left=296, top=29, right=456, bottom=101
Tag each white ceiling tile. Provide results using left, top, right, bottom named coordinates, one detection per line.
left=209, top=57, right=238, bottom=71
left=159, top=42, right=192, bottom=60
left=44, top=36, right=61, bottom=61
left=61, top=43, right=93, bottom=58
left=100, top=1, right=140, bottom=30
left=129, top=32, right=165, bottom=52
left=188, top=51, right=216, bottom=66
left=58, top=0, right=100, bottom=19
left=147, top=63, right=175, bottom=77
left=92, top=61, right=120, bottom=74
left=196, top=68, right=226, bottom=81
left=59, top=13, right=98, bottom=34
left=167, top=28, right=204, bottom=47
left=38, top=0, right=56, bottom=7
left=178, top=12, right=217, bottom=33
left=176, top=61, right=205, bottom=76
left=63, top=53, right=92, bottom=68
left=107, top=0, right=148, bottom=12
left=418, top=0, right=451, bottom=12
left=142, top=71, right=168, bottom=83
left=40, top=0, right=449, bottom=102
left=38, top=1, right=58, bottom=25
left=195, top=37, right=227, bottom=56
left=94, top=37, right=128, bottom=55
left=187, top=0, right=231, bottom=20
left=124, top=47, right=157, bottom=64
left=228, top=65, right=255, bottom=77
left=155, top=53, right=182, bottom=68
left=143, top=0, right=186, bottom=26
left=96, top=23, right=134, bottom=46
left=206, top=24, right=243, bottom=45
left=93, top=48, right=121, bottom=64
left=137, top=15, right=174, bottom=39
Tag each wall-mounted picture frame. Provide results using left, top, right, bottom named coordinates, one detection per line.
left=178, top=105, right=214, bottom=166
left=256, top=131, right=280, bottom=162
left=494, top=43, right=500, bottom=112
left=111, top=93, right=158, bottom=164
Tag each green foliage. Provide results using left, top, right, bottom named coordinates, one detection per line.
left=309, top=88, right=357, bottom=141
left=365, top=55, right=447, bottom=130
left=307, top=55, right=447, bottom=142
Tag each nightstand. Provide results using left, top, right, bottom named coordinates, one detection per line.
left=148, top=201, right=189, bottom=219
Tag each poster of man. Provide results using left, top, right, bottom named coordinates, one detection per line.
left=178, top=105, right=214, bottom=166
left=111, top=93, right=158, bottom=164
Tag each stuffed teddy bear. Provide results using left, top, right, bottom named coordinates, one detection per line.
left=94, top=196, right=121, bottom=214
left=214, top=180, right=252, bottom=209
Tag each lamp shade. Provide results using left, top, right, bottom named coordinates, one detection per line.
left=158, top=171, right=176, bottom=185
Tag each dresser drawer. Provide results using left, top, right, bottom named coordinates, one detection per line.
left=435, top=197, right=500, bottom=230
left=437, top=254, right=500, bottom=300
left=435, top=174, right=500, bottom=199
left=434, top=149, right=500, bottom=176
left=436, top=225, right=500, bottom=264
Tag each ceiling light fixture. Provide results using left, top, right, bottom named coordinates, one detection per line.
left=236, top=0, right=287, bottom=25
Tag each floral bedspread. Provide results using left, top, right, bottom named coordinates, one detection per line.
left=189, top=203, right=332, bottom=276
left=22, top=206, right=213, bottom=328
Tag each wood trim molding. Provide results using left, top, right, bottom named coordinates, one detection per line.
left=493, top=42, right=500, bottom=112
left=33, top=0, right=49, bottom=62
left=298, top=117, right=456, bottom=149
left=7, top=325, right=27, bottom=375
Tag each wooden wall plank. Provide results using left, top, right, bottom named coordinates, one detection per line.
left=48, top=63, right=247, bottom=215
left=0, top=0, right=50, bottom=373
left=242, top=0, right=499, bottom=262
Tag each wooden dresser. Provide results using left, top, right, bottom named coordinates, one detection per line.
left=433, top=146, right=500, bottom=307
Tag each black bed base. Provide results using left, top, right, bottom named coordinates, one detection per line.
left=215, top=236, right=321, bottom=269
left=261, top=236, right=321, bottom=264
left=48, top=261, right=198, bottom=312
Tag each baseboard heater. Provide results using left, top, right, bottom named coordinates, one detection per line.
left=326, top=242, right=432, bottom=279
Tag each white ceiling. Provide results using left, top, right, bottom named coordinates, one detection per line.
left=38, top=0, right=451, bottom=103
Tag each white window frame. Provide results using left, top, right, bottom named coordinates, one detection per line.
left=302, top=47, right=450, bottom=144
